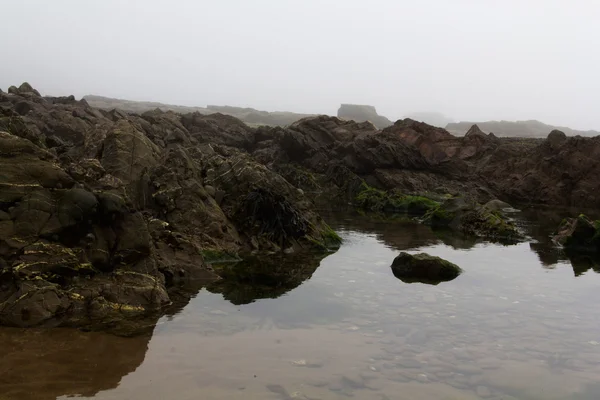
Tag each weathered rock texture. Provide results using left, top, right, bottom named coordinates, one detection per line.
left=3, top=82, right=599, bottom=329
left=247, top=116, right=600, bottom=210
left=0, top=83, right=340, bottom=329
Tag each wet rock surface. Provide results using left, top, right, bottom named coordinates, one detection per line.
left=2, top=82, right=600, bottom=331
left=422, top=197, right=522, bottom=241
left=553, top=214, right=600, bottom=258
left=391, top=252, right=462, bottom=284
left=0, top=83, right=340, bottom=330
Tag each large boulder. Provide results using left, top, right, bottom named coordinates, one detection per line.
left=391, top=252, right=462, bottom=284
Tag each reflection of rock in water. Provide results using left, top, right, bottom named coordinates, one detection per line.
left=0, top=278, right=208, bottom=400
left=0, top=327, right=150, bottom=400
left=529, top=242, right=562, bottom=267
left=207, top=254, right=326, bottom=305
left=565, top=252, right=600, bottom=277
left=321, top=211, right=440, bottom=251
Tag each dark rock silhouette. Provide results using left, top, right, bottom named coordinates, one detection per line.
left=391, top=252, right=462, bottom=285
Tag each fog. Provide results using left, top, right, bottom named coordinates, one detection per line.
left=1, top=0, right=599, bottom=130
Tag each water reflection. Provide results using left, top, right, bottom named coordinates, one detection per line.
left=0, top=279, right=209, bottom=400
left=2, top=209, right=600, bottom=400
left=206, top=254, right=325, bottom=305
left=327, top=208, right=600, bottom=278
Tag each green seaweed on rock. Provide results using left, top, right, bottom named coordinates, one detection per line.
left=354, top=183, right=440, bottom=216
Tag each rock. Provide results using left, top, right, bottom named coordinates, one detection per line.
left=547, top=129, right=567, bottom=150
left=423, top=197, right=522, bottom=240
left=553, top=214, right=600, bottom=254
left=483, top=199, right=515, bottom=212
left=391, top=252, right=462, bottom=284
left=204, top=185, right=216, bottom=197
left=338, top=104, right=393, bottom=129
left=0, top=84, right=342, bottom=331
left=18, top=82, right=41, bottom=96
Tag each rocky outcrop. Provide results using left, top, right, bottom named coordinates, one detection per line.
left=391, top=252, right=462, bottom=284
left=247, top=115, right=600, bottom=210
left=0, top=84, right=340, bottom=330
left=337, top=104, right=393, bottom=129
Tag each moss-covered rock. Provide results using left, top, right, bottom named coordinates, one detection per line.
left=201, top=249, right=242, bottom=263
left=391, top=252, right=462, bottom=285
left=554, top=214, right=600, bottom=254
left=355, top=183, right=440, bottom=216
left=422, top=197, right=522, bottom=241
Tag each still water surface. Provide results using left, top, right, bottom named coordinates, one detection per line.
left=2, top=213, right=600, bottom=400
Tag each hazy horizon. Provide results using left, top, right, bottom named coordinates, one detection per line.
left=1, top=0, right=599, bottom=130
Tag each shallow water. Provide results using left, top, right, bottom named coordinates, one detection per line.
left=2, top=213, right=600, bottom=400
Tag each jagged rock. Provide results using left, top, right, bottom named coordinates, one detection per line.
left=18, top=82, right=41, bottom=96
left=0, top=84, right=341, bottom=330
left=391, top=252, right=462, bottom=284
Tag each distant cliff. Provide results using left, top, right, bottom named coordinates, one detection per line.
left=83, top=95, right=314, bottom=127
left=446, top=120, right=599, bottom=138
left=337, top=104, right=393, bottom=129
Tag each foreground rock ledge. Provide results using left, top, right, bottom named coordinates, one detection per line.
left=391, top=252, right=462, bottom=285
left=0, top=83, right=341, bottom=330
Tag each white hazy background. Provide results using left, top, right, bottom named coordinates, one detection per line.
left=1, top=0, right=598, bottom=129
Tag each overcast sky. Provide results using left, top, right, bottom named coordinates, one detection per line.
left=1, top=0, right=599, bottom=130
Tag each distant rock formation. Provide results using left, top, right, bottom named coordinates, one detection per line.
left=446, top=119, right=599, bottom=138
left=83, top=95, right=315, bottom=127
left=337, top=104, right=393, bottom=129
left=403, top=112, right=454, bottom=128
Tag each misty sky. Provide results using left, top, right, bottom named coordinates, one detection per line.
left=1, top=0, right=599, bottom=130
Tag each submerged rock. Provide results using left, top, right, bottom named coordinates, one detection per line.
left=391, top=252, right=462, bottom=284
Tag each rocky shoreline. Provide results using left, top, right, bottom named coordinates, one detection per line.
left=1, top=82, right=599, bottom=330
